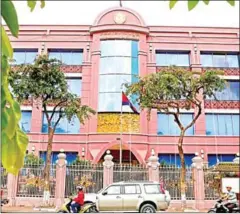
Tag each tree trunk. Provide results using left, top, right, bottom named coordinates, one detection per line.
left=43, top=127, right=54, bottom=205
left=178, top=131, right=187, bottom=209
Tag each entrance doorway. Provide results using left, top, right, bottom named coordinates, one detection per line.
left=99, top=144, right=139, bottom=164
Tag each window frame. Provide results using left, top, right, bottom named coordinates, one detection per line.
left=157, top=113, right=195, bottom=136
left=155, top=51, right=190, bottom=67
left=200, top=52, right=240, bottom=68
left=12, top=49, right=38, bottom=65
left=66, top=77, right=82, bottom=97
left=105, top=185, right=122, bottom=195
left=48, top=49, right=83, bottom=65
left=98, top=39, right=139, bottom=113
left=144, top=184, right=162, bottom=194
left=205, top=113, right=239, bottom=136
left=19, top=110, right=32, bottom=133
left=123, top=184, right=142, bottom=195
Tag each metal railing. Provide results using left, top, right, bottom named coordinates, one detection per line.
left=113, top=164, right=149, bottom=182
left=1, top=167, right=8, bottom=190
left=65, top=163, right=103, bottom=197
left=16, top=163, right=56, bottom=197
left=204, top=168, right=220, bottom=200
left=159, top=165, right=195, bottom=200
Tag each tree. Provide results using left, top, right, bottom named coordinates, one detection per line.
left=125, top=66, right=226, bottom=207
left=9, top=55, right=95, bottom=203
left=169, top=0, right=235, bottom=10
left=1, top=0, right=45, bottom=175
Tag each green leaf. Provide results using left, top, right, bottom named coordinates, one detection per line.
left=1, top=26, right=13, bottom=58
left=226, top=0, right=235, bottom=6
left=40, top=0, right=45, bottom=8
left=169, top=0, right=178, bottom=9
left=188, top=0, right=199, bottom=10
left=27, top=0, right=37, bottom=12
left=1, top=0, right=19, bottom=37
left=2, top=126, right=29, bottom=175
left=203, top=0, right=210, bottom=5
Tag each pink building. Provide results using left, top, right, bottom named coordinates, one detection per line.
left=9, top=7, right=239, bottom=166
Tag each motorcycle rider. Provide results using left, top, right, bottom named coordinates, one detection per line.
left=222, top=186, right=238, bottom=212
left=71, top=185, right=85, bottom=213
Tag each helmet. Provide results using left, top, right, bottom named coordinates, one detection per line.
left=76, top=185, right=83, bottom=190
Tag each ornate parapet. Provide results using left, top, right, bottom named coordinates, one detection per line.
left=60, top=65, right=82, bottom=73
left=204, top=100, right=240, bottom=109
left=11, top=65, right=82, bottom=73
left=202, top=67, right=240, bottom=76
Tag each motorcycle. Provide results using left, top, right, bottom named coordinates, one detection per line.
left=1, top=199, right=9, bottom=207
left=57, top=198, right=98, bottom=213
left=208, top=199, right=239, bottom=213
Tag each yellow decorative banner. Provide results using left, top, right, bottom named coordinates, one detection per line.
left=97, top=113, right=140, bottom=133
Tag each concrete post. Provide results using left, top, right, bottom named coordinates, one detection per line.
left=7, top=173, right=18, bottom=206
left=103, top=150, right=114, bottom=188
left=192, top=154, right=205, bottom=210
left=55, top=150, right=67, bottom=209
left=147, top=152, right=160, bottom=182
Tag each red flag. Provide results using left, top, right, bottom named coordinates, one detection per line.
left=122, top=92, right=139, bottom=114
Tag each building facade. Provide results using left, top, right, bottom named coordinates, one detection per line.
left=9, top=7, right=240, bottom=166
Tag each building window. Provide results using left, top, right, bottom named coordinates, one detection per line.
left=12, top=49, right=38, bottom=65
left=200, top=53, right=239, bottom=68
left=207, top=81, right=240, bottom=101
left=42, top=112, right=80, bottom=134
left=158, top=154, right=195, bottom=166
left=157, top=113, right=194, bottom=135
left=99, top=40, right=139, bottom=112
left=39, top=151, right=78, bottom=164
left=208, top=154, right=235, bottom=166
left=206, top=113, right=239, bottom=136
left=48, top=49, right=83, bottom=65
left=67, top=78, right=82, bottom=96
left=156, top=51, right=190, bottom=66
left=19, top=111, right=32, bottom=133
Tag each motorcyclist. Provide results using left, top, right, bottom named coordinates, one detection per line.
left=222, top=186, right=238, bottom=212
left=71, top=185, right=85, bottom=213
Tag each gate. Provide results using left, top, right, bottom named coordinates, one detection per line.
left=16, top=163, right=56, bottom=197
left=159, top=165, right=194, bottom=200
left=113, top=164, right=149, bottom=182
left=65, top=163, right=103, bottom=197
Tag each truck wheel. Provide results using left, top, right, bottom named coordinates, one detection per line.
left=140, top=204, right=156, bottom=213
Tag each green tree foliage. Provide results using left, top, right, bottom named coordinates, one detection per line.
left=24, top=153, right=44, bottom=165
left=125, top=66, right=226, bottom=204
left=1, top=0, right=45, bottom=175
left=169, top=0, right=235, bottom=10
left=9, top=55, right=95, bottom=193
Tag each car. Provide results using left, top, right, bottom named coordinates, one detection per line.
left=96, top=181, right=171, bottom=213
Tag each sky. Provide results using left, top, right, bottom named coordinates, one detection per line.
left=13, top=0, right=239, bottom=27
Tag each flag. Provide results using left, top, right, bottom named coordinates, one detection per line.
left=122, top=92, right=139, bottom=114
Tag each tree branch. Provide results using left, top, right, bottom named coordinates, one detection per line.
left=53, top=107, right=64, bottom=132
left=50, top=99, right=67, bottom=121
left=184, top=104, right=202, bottom=131
left=43, top=103, right=51, bottom=126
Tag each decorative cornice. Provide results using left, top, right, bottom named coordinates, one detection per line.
left=97, top=31, right=141, bottom=39
left=202, top=67, right=240, bottom=76
left=60, top=65, right=82, bottom=73
left=204, top=100, right=240, bottom=109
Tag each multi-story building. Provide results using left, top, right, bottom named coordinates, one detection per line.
left=9, top=6, right=239, bottom=166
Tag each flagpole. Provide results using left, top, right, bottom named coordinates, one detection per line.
left=120, top=101, right=123, bottom=166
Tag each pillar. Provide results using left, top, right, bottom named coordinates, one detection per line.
left=7, top=173, right=18, bottom=206
left=147, top=152, right=160, bottom=182
left=192, top=154, right=205, bottom=210
left=103, top=150, right=114, bottom=188
left=55, top=150, right=67, bottom=208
